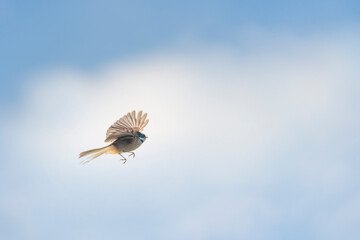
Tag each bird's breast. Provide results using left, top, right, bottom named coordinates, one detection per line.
left=113, top=137, right=143, bottom=152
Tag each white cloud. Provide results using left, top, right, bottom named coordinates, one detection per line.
left=1, top=33, right=359, bottom=239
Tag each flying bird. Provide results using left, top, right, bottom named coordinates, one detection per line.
left=79, top=110, right=149, bottom=164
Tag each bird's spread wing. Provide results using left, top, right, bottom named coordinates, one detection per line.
left=105, top=110, right=149, bottom=142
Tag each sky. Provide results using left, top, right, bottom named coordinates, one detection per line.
left=1, top=1, right=360, bottom=240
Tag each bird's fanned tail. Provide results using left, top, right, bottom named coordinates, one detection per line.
left=79, top=145, right=116, bottom=165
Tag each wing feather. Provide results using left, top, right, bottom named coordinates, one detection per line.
left=127, top=112, right=134, bottom=126
left=131, top=111, right=136, bottom=125
left=136, top=111, right=142, bottom=126
left=119, top=119, right=131, bottom=128
left=120, top=116, right=131, bottom=128
left=139, top=113, right=148, bottom=131
left=105, top=110, right=149, bottom=142
left=139, top=113, right=147, bottom=126
left=141, top=119, right=149, bottom=130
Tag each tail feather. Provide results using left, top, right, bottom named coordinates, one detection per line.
left=79, top=145, right=114, bottom=165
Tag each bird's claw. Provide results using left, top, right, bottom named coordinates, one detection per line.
left=128, top=152, right=135, bottom=158
left=119, top=158, right=127, bottom=164
left=119, top=153, right=127, bottom=164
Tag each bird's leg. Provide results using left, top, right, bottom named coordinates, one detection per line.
left=128, top=152, right=135, bottom=158
left=119, top=153, right=127, bottom=164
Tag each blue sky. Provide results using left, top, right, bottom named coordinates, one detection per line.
left=1, top=1, right=360, bottom=240
left=1, top=0, right=360, bottom=103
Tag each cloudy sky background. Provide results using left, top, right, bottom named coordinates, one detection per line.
left=1, top=1, right=360, bottom=239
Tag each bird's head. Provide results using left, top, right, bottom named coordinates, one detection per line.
left=136, top=131, right=147, bottom=143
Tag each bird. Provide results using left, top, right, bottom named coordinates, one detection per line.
left=79, top=110, right=149, bottom=164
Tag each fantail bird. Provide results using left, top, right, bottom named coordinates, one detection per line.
left=79, top=110, right=149, bottom=164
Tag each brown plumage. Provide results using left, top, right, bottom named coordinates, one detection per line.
left=105, top=110, right=149, bottom=142
left=79, top=110, right=149, bottom=164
